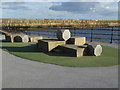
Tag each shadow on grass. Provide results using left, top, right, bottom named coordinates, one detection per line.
left=0, top=40, right=8, bottom=42
left=1, top=43, right=69, bottom=57
left=2, top=44, right=39, bottom=52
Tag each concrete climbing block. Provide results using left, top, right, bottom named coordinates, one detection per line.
left=38, top=39, right=66, bottom=52
left=67, top=36, right=86, bottom=45
left=29, top=36, right=43, bottom=42
left=57, top=29, right=71, bottom=41
left=87, top=44, right=102, bottom=56
left=58, top=44, right=88, bottom=57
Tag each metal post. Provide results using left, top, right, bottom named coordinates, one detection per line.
left=90, top=28, right=93, bottom=42
left=38, top=33, right=40, bottom=36
left=29, top=31, right=31, bottom=35
left=110, top=27, right=114, bottom=43
left=14, top=27, right=17, bottom=33
left=74, top=28, right=75, bottom=36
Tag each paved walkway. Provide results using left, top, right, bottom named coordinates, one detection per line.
left=2, top=50, right=118, bottom=88
left=1, top=35, right=119, bottom=88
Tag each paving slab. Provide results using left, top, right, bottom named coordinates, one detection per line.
left=2, top=50, right=118, bottom=88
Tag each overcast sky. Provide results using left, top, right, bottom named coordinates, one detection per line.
left=0, top=1, right=118, bottom=20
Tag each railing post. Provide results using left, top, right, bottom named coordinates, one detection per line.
left=29, top=31, right=31, bottom=35
left=38, top=33, right=40, bottom=36
left=74, top=28, right=75, bottom=36
left=24, top=30, right=27, bottom=35
left=90, top=28, right=93, bottom=42
left=110, top=27, right=114, bottom=43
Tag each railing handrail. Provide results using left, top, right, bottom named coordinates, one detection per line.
left=2, top=27, right=120, bottom=43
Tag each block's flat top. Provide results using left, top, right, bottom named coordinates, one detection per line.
left=38, top=39, right=65, bottom=43
left=71, top=36, right=85, bottom=39
left=60, top=44, right=87, bottom=50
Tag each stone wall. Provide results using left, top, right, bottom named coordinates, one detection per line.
left=1, top=19, right=119, bottom=29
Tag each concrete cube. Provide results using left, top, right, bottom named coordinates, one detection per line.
left=38, top=39, right=66, bottom=52
left=67, top=37, right=86, bottom=45
left=29, top=36, right=43, bottom=42
left=58, top=44, right=88, bottom=57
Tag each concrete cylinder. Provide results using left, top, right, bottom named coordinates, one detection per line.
left=0, top=34, right=5, bottom=40
left=14, top=34, right=29, bottom=42
left=87, top=44, right=102, bottom=56
left=22, top=35, right=29, bottom=42
left=57, top=29, right=71, bottom=41
left=14, top=36, right=22, bottom=42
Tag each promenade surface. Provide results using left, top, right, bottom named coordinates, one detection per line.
left=0, top=35, right=119, bottom=88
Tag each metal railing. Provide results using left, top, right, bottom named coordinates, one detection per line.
left=70, top=27, right=119, bottom=43
left=6, top=27, right=120, bottom=44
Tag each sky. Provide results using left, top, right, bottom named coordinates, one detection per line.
left=0, top=0, right=119, bottom=20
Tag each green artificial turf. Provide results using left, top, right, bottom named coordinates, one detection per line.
left=0, top=41, right=119, bottom=67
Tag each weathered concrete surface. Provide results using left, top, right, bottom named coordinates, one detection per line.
left=38, top=39, right=66, bottom=52
left=5, top=34, right=29, bottom=43
left=67, top=36, right=86, bottom=45
left=29, top=36, right=43, bottom=42
left=87, top=44, right=102, bottom=56
left=0, top=34, right=5, bottom=40
left=2, top=50, right=118, bottom=88
left=58, top=44, right=88, bottom=57
left=87, top=41, right=119, bottom=49
left=57, top=29, right=71, bottom=41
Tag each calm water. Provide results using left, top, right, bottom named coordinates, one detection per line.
left=24, top=27, right=119, bottom=43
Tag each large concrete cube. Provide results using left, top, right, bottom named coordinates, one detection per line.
left=67, top=37, right=86, bottom=45
left=38, top=39, right=66, bottom=52
left=58, top=44, right=88, bottom=57
left=57, top=29, right=71, bottom=41
left=29, top=36, right=43, bottom=42
left=87, top=44, right=102, bottom=56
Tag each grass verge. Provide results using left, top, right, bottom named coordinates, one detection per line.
left=0, top=41, right=118, bottom=67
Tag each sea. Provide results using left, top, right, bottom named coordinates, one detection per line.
left=24, top=27, right=119, bottom=43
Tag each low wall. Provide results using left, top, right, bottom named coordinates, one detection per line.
left=1, top=19, right=119, bottom=29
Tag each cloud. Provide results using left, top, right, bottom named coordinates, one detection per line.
left=49, top=2, right=99, bottom=14
left=95, top=2, right=118, bottom=16
left=49, top=2, right=118, bottom=16
left=97, top=8, right=117, bottom=16
left=1, top=2, right=118, bottom=20
left=68, top=0, right=119, bottom=2
left=1, top=0, right=119, bottom=2
left=1, top=2, right=30, bottom=10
